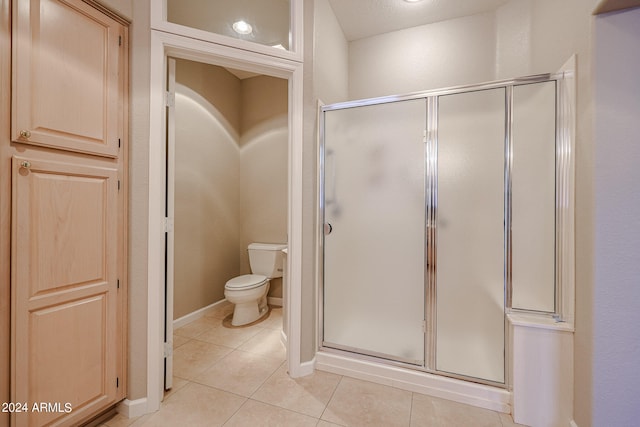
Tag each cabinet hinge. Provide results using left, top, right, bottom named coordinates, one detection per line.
left=119, top=35, right=122, bottom=46
left=163, top=217, right=174, bottom=233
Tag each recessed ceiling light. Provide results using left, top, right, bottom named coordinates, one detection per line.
left=232, top=20, right=253, bottom=35
left=404, top=0, right=423, bottom=2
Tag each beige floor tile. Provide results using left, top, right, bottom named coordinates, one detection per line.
left=100, top=412, right=140, bottom=427
left=136, top=382, right=245, bottom=427
left=237, top=328, right=286, bottom=361
left=322, top=377, right=412, bottom=427
left=196, top=320, right=263, bottom=349
left=223, top=399, right=318, bottom=427
left=163, top=376, right=189, bottom=400
left=410, top=393, right=502, bottom=427
left=172, top=339, right=233, bottom=380
left=172, top=334, right=190, bottom=349
left=173, top=316, right=218, bottom=339
left=204, top=300, right=235, bottom=320
left=316, top=421, right=345, bottom=427
left=194, top=350, right=282, bottom=397
left=252, top=364, right=342, bottom=418
left=260, top=306, right=283, bottom=330
left=128, top=413, right=155, bottom=427
left=499, top=412, right=530, bottom=427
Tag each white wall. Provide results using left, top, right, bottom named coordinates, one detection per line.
left=495, top=0, right=532, bottom=79
left=314, top=0, right=349, bottom=104
left=348, top=12, right=496, bottom=99
left=522, top=2, right=600, bottom=425
left=593, top=7, right=640, bottom=425
left=295, top=0, right=350, bottom=362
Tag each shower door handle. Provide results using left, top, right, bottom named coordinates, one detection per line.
left=324, top=223, right=333, bottom=235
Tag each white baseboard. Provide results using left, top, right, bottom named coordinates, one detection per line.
left=570, top=420, right=579, bottom=427
left=316, top=351, right=510, bottom=413
left=173, top=299, right=227, bottom=329
left=268, top=297, right=283, bottom=306
left=297, top=357, right=316, bottom=377
left=117, top=397, right=149, bottom=418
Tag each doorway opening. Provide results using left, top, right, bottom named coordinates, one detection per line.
left=164, top=56, right=289, bottom=390
left=148, top=30, right=305, bottom=412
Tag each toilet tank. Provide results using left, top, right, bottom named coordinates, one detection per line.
left=248, top=243, right=287, bottom=278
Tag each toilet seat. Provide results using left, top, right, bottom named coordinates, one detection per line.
left=225, top=274, right=268, bottom=291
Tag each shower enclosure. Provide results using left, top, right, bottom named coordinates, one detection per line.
left=320, top=74, right=571, bottom=386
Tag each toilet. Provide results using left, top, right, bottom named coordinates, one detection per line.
left=224, top=242, right=287, bottom=326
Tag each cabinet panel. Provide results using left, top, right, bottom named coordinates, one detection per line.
left=12, top=0, right=124, bottom=157
left=11, top=155, right=119, bottom=426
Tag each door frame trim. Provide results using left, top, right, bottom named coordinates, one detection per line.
left=147, top=29, right=305, bottom=412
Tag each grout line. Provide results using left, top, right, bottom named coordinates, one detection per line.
left=318, top=374, right=344, bottom=423
left=220, top=396, right=251, bottom=426
left=409, top=392, right=415, bottom=427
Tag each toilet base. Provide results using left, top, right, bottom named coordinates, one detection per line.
left=230, top=293, right=269, bottom=326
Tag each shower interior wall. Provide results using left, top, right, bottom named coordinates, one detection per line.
left=173, top=59, right=288, bottom=320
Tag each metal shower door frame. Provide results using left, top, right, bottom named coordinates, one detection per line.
left=318, top=71, right=573, bottom=388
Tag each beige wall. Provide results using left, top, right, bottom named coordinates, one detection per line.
left=173, top=63, right=288, bottom=319
left=173, top=61, right=242, bottom=319
left=128, top=0, right=151, bottom=402
left=239, top=75, right=288, bottom=298
left=176, top=60, right=242, bottom=134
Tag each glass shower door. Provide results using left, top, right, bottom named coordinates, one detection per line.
left=322, top=99, right=426, bottom=365
left=435, top=88, right=506, bottom=383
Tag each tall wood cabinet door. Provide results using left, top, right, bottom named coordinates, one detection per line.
left=11, top=156, right=119, bottom=427
left=11, top=0, right=124, bottom=157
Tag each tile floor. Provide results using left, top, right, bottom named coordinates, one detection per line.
left=99, top=302, right=527, bottom=427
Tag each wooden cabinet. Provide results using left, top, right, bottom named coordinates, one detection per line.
left=11, top=156, right=120, bottom=426
left=1, top=1, right=129, bottom=426
left=11, top=0, right=125, bottom=157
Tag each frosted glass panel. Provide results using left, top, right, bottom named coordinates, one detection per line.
left=323, top=99, right=426, bottom=364
left=436, top=89, right=505, bottom=383
left=512, top=82, right=556, bottom=312
left=167, top=0, right=291, bottom=51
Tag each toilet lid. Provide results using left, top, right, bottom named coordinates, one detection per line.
left=225, top=274, right=268, bottom=290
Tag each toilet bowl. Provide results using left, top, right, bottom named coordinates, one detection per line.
left=224, top=243, right=286, bottom=326
left=224, top=274, right=270, bottom=326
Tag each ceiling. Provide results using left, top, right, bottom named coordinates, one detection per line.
left=328, top=0, right=512, bottom=41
